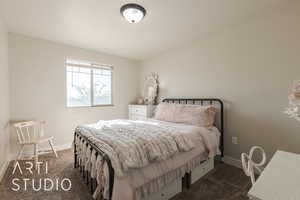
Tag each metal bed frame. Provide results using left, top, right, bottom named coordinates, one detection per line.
left=74, top=98, right=224, bottom=200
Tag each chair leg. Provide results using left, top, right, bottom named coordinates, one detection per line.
left=14, top=145, right=24, bottom=168
left=34, top=144, right=38, bottom=167
left=49, top=139, right=58, bottom=158
left=17, top=145, right=25, bottom=160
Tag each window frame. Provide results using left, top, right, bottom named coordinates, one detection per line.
left=65, top=59, right=114, bottom=108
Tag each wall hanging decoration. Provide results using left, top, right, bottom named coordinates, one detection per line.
left=285, top=80, right=300, bottom=121
left=143, top=73, right=159, bottom=105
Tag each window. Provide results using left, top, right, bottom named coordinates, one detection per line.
left=66, top=59, right=113, bottom=107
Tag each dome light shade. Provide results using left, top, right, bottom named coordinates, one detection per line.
left=120, top=4, right=146, bottom=24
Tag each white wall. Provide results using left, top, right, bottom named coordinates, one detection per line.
left=140, top=1, right=300, bottom=161
left=9, top=33, right=140, bottom=155
left=0, top=17, right=10, bottom=178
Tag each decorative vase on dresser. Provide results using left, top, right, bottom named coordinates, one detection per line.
left=128, top=104, right=155, bottom=120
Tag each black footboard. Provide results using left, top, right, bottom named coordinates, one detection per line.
left=74, top=131, right=115, bottom=200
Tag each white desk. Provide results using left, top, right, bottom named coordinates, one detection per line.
left=248, top=150, right=300, bottom=200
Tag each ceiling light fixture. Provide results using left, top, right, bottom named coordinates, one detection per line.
left=120, top=3, right=146, bottom=24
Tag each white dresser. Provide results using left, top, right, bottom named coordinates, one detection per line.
left=128, top=105, right=155, bottom=120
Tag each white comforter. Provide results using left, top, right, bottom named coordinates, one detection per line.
left=76, top=119, right=219, bottom=177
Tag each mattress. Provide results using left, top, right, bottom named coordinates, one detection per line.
left=75, top=119, right=220, bottom=200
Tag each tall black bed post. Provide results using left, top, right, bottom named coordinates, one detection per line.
left=74, top=132, right=77, bottom=168
left=219, top=100, right=224, bottom=159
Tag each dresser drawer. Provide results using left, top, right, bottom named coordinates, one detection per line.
left=128, top=105, right=155, bottom=120
left=129, top=105, right=147, bottom=115
left=129, top=114, right=147, bottom=120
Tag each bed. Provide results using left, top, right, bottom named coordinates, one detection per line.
left=73, top=98, right=224, bottom=200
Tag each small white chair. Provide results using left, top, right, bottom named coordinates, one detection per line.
left=13, top=121, right=58, bottom=164
left=241, top=146, right=266, bottom=185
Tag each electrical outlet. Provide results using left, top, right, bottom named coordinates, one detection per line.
left=232, top=136, right=238, bottom=145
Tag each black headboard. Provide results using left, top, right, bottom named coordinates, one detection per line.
left=162, top=98, right=224, bottom=158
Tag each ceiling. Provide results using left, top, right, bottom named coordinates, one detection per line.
left=0, top=0, right=286, bottom=60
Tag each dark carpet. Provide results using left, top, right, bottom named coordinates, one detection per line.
left=0, top=150, right=251, bottom=200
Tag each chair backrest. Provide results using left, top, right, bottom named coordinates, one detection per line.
left=13, top=121, right=45, bottom=144
left=241, top=146, right=266, bottom=185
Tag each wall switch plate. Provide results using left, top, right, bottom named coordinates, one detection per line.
left=232, top=136, right=238, bottom=145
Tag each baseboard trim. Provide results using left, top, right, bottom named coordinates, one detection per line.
left=223, top=155, right=264, bottom=176
left=223, top=155, right=242, bottom=169
left=0, top=159, right=10, bottom=183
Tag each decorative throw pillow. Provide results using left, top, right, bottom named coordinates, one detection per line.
left=154, top=103, right=217, bottom=127
left=154, top=103, right=177, bottom=122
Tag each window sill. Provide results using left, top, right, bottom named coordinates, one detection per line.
left=66, top=104, right=114, bottom=108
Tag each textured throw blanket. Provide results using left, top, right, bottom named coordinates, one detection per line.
left=76, top=119, right=195, bottom=177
